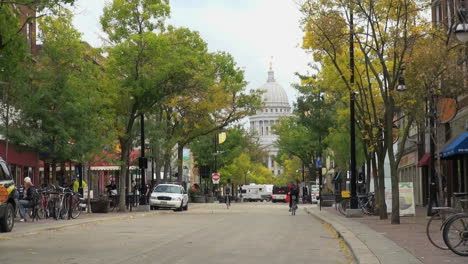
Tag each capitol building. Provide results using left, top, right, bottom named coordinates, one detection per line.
left=249, top=67, right=293, bottom=175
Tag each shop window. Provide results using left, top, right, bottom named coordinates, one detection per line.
left=0, top=165, right=6, bottom=181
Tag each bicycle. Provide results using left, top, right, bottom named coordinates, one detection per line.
left=107, top=189, right=118, bottom=212
left=68, top=191, right=85, bottom=219
left=339, top=192, right=375, bottom=216
left=442, top=210, right=468, bottom=256
left=225, top=195, right=230, bottom=209
left=291, top=195, right=298, bottom=216
left=426, top=193, right=468, bottom=250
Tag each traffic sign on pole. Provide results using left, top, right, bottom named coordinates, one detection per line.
left=212, top=172, right=220, bottom=184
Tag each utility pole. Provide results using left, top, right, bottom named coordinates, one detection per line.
left=349, top=2, right=358, bottom=209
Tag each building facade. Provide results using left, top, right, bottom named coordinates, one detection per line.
left=249, top=68, right=293, bottom=175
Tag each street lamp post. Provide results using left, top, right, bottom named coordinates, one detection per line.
left=139, top=113, right=147, bottom=205
left=349, top=1, right=358, bottom=210
left=455, top=1, right=468, bottom=42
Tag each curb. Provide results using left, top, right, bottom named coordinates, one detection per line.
left=305, top=207, right=380, bottom=264
left=1, top=203, right=207, bottom=241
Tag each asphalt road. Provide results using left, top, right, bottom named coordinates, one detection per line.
left=0, top=203, right=352, bottom=264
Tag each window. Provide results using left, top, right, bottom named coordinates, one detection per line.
left=0, top=163, right=7, bottom=181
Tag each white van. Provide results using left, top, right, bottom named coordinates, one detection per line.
left=241, top=184, right=273, bottom=202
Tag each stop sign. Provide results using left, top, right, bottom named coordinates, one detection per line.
left=212, top=173, right=220, bottom=184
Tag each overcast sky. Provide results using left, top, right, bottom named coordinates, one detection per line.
left=71, top=0, right=311, bottom=106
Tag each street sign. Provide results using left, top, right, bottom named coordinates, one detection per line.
left=316, top=157, right=322, bottom=168
left=212, top=172, right=220, bottom=184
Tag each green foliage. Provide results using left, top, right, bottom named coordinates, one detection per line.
left=10, top=9, right=114, bottom=162
left=274, top=116, right=317, bottom=164
left=191, top=127, right=266, bottom=177
left=101, top=0, right=170, bottom=44
left=219, top=153, right=273, bottom=185
left=272, top=155, right=302, bottom=185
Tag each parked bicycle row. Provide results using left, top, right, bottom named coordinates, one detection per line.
left=334, top=190, right=468, bottom=257
left=17, top=177, right=86, bottom=222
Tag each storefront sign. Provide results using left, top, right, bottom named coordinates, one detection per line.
left=385, top=181, right=416, bottom=216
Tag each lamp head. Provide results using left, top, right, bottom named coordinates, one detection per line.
left=455, top=2, right=468, bottom=43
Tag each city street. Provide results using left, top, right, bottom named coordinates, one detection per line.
left=0, top=203, right=352, bottom=264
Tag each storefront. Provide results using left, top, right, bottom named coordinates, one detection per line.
left=398, top=151, right=424, bottom=205
left=440, top=132, right=468, bottom=204
left=0, top=140, right=40, bottom=186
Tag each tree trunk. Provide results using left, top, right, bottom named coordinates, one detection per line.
left=44, top=162, right=50, bottom=185
left=154, top=153, right=162, bottom=185
left=371, top=152, right=380, bottom=214
left=163, top=152, right=171, bottom=181
left=52, top=162, right=57, bottom=185
left=60, top=162, right=66, bottom=185
left=118, top=138, right=131, bottom=212
left=377, top=154, right=388, bottom=220
left=390, top=158, right=400, bottom=224
left=177, top=143, right=184, bottom=183
left=366, top=158, right=371, bottom=194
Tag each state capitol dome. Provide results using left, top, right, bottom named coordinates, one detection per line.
left=248, top=67, right=292, bottom=176
left=259, top=70, right=290, bottom=108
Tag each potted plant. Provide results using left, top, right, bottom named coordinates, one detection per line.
left=205, top=192, right=214, bottom=203
left=90, top=196, right=110, bottom=213
left=319, top=187, right=336, bottom=207
left=189, top=189, right=205, bottom=203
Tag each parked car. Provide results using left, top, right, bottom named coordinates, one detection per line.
left=149, top=184, right=188, bottom=211
left=0, top=157, right=18, bottom=232
left=310, top=185, right=320, bottom=204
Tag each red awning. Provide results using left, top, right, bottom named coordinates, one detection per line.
left=417, top=153, right=431, bottom=167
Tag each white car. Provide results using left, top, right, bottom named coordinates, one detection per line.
left=149, top=184, right=188, bottom=211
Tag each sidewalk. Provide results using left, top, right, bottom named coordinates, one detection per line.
left=306, top=205, right=466, bottom=264
left=0, top=204, right=206, bottom=241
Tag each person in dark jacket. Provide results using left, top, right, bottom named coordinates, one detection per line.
left=288, top=182, right=299, bottom=211
left=18, top=177, right=35, bottom=222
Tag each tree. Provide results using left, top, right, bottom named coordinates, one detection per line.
left=274, top=116, right=318, bottom=181
left=0, top=0, right=77, bottom=54
left=10, top=9, right=114, bottom=183
left=101, top=0, right=214, bottom=211
left=301, top=0, right=431, bottom=223
left=191, top=126, right=265, bottom=183
left=159, top=52, right=262, bottom=182
left=272, top=155, right=303, bottom=186
left=219, top=153, right=273, bottom=185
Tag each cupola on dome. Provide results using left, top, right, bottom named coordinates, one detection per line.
left=258, top=69, right=290, bottom=108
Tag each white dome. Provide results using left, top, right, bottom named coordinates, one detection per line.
left=258, top=70, right=290, bottom=107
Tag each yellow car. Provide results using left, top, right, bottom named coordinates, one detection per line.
left=0, top=157, right=18, bottom=232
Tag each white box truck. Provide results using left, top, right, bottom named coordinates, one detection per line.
left=241, top=184, right=273, bottom=202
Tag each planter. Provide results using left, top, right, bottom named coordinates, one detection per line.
left=191, top=196, right=206, bottom=203
left=205, top=196, right=214, bottom=203
left=90, top=199, right=110, bottom=213
left=320, top=194, right=335, bottom=207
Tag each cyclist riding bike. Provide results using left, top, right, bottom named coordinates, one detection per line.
left=288, top=182, right=299, bottom=212
left=225, top=180, right=231, bottom=209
